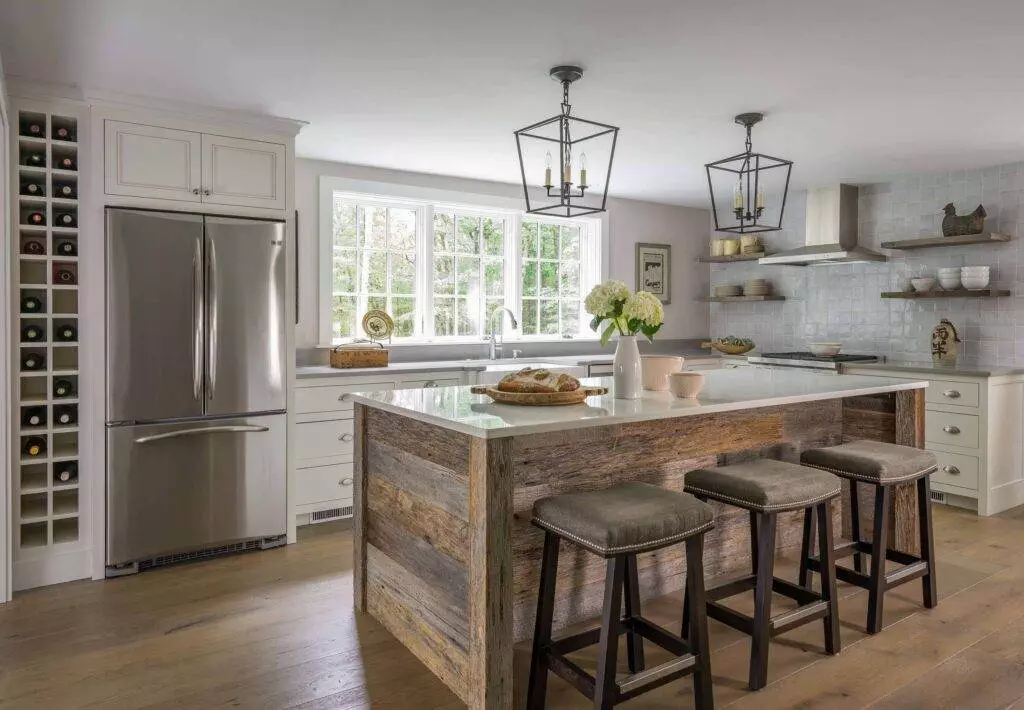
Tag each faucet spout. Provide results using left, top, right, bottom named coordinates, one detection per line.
left=488, top=308, right=519, bottom=359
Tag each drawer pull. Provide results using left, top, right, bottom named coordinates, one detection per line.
left=339, top=433, right=354, bottom=442
left=942, top=389, right=961, bottom=399
left=339, top=477, right=354, bottom=486
left=942, top=465, right=961, bottom=475
left=338, top=393, right=352, bottom=402
left=424, top=380, right=437, bottom=388
left=942, top=425, right=961, bottom=435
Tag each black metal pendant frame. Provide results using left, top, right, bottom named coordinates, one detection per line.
left=514, top=66, right=619, bottom=218
left=706, top=113, right=793, bottom=234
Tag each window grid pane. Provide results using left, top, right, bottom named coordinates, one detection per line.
left=519, top=220, right=587, bottom=339
left=432, top=210, right=505, bottom=338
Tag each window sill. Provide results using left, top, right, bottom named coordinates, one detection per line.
left=315, top=337, right=601, bottom=350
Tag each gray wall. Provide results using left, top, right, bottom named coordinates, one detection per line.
left=710, top=162, right=1024, bottom=365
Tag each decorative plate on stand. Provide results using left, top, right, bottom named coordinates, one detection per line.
left=361, top=309, right=394, bottom=342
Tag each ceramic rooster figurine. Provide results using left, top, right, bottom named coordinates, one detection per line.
left=941, top=203, right=986, bottom=237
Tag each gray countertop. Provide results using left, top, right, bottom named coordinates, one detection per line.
left=847, top=361, right=1024, bottom=378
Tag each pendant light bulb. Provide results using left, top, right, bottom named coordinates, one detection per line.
left=579, top=152, right=588, bottom=187
left=543, top=151, right=553, bottom=188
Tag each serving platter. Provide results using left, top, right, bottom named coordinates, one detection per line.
left=469, top=385, right=608, bottom=406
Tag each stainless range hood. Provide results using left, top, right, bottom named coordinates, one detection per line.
left=758, top=184, right=887, bottom=266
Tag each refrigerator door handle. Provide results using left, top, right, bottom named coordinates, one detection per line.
left=207, top=237, right=218, bottom=401
left=192, top=236, right=203, bottom=402
left=133, top=424, right=270, bottom=445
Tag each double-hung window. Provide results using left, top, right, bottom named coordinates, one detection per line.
left=319, top=182, right=602, bottom=345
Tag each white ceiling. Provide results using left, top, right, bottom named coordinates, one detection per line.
left=3, top=0, right=1024, bottom=207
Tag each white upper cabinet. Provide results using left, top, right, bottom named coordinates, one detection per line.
left=104, top=121, right=202, bottom=202
left=105, top=120, right=287, bottom=210
left=201, top=134, right=286, bottom=209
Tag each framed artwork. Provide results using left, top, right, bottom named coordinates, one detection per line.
left=636, top=243, right=671, bottom=303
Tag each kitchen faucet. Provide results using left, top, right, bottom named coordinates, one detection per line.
left=487, top=307, right=518, bottom=359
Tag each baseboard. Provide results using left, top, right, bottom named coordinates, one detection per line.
left=14, top=548, right=92, bottom=591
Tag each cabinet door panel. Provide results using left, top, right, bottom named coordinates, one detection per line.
left=202, top=134, right=286, bottom=209
left=104, top=120, right=202, bottom=201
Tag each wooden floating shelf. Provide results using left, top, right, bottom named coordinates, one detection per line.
left=697, top=252, right=771, bottom=264
left=699, top=295, right=786, bottom=302
left=881, top=233, right=1011, bottom=250
left=881, top=289, right=1010, bottom=299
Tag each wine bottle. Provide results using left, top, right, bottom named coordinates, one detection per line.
left=20, top=179, right=44, bottom=197
left=20, top=294, right=43, bottom=313
left=22, top=239, right=45, bottom=255
left=54, top=268, right=76, bottom=285
left=54, top=461, right=78, bottom=484
left=55, top=323, right=77, bottom=342
left=53, top=378, right=75, bottom=398
left=23, top=151, right=44, bottom=167
left=58, top=155, right=76, bottom=171
left=20, top=119, right=43, bottom=137
left=54, top=181, right=76, bottom=199
left=26, top=212, right=45, bottom=226
left=56, top=240, right=77, bottom=256
left=54, top=211, right=76, bottom=228
left=53, top=125, right=73, bottom=141
left=21, top=407, right=46, bottom=428
left=54, top=404, right=77, bottom=426
left=21, top=351, right=45, bottom=371
left=21, top=323, right=44, bottom=342
left=22, top=436, right=46, bottom=458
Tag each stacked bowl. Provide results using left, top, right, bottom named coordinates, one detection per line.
left=937, top=267, right=961, bottom=290
left=744, top=278, right=770, bottom=296
left=713, top=284, right=742, bottom=297
left=961, top=266, right=991, bottom=291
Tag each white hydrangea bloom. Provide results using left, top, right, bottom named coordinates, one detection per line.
left=584, top=280, right=629, bottom=317
left=622, top=290, right=664, bottom=326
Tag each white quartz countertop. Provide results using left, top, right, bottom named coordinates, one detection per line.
left=349, top=368, right=928, bottom=439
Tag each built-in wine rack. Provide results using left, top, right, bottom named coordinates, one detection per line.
left=13, top=108, right=81, bottom=553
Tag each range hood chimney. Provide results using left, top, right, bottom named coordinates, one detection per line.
left=758, top=184, right=887, bottom=266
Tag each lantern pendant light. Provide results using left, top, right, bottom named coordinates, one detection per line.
left=705, top=112, right=792, bottom=234
left=514, top=66, right=619, bottom=218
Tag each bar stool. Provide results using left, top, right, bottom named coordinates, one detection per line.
left=683, top=459, right=842, bottom=691
left=527, top=482, right=716, bottom=710
left=800, top=440, right=938, bottom=634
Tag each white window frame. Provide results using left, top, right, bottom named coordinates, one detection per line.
left=317, top=176, right=603, bottom=346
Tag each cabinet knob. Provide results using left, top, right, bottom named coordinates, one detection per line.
left=339, top=477, right=354, bottom=486
left=191, top=187, right=200, bottom=195
left=338, top=393, right=351, bottom=402
left=942, top=465, right=961, bottom=475
left=339, top=433, right=354, bottom=442
left=942, top=425, right=961, bottom=435
left=942, top=390, right=961, bottom=399
left=203, top=188, right=211, bottom=196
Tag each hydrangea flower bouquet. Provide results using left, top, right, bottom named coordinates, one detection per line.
left=584, top=280, right=664, bottom=345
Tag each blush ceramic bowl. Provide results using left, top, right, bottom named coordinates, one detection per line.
left=641, top=355, right=683, bottom=391
left=668, top=371, right=706, bottom=399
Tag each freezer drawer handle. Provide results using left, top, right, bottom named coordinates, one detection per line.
left=943, top=389, right=961, bottom=399
left=339, top=433, right=354, bottom=442
left=134, top=425, right=270, bottom=444
left=942, top=465, right=961, bottom=475
left=942, top=425, right=961, bottom=435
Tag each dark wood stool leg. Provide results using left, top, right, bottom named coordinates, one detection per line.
left=918, top=475, right=938, bottom=609
left=817, top=501, right=841, bottom=655
left=867, top=485, right=891, bottom=634
left=685, top=534, right=715, bottom=710
left=798, top=506, right=814, bottom=588
left=623, top=554, right=645, bottom=673
left=527, top=532, right=561, bottom=710
left=749, top=512, right=777, bottom=691
left=849, top=479, right=864, bottom=574
left=594, top=556, right=625, bottom=710
left=749, top=511, right=760, bottom=575
left=681, top=586, right=691, bottom=642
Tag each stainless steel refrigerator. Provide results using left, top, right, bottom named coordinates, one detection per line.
left=105, top=208, right=287, bottom=572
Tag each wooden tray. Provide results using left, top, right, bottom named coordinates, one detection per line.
left=469, top=385, right=608, bottom=406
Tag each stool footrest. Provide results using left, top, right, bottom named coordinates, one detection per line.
left=548, top=628, right=601, bottom=656
left=807, top=550, right=928, bottom=591
left=770, top=600, right=830, bottom=636
left=705, top=573, right=831, bottom=640
left=617, top=654, right=699, bottom=701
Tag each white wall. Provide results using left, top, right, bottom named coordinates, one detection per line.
left=295, top=158, right=710, bottom=349
left=0, top=52, right=11, bottom=602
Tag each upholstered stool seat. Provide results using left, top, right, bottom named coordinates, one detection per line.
left=682, top=459, right=842, bottom=691
left=528, top=483, right=716, bottom=710
left=800, top=440, right=938, bottom=634
left=685, top=459, right=842, bottom=512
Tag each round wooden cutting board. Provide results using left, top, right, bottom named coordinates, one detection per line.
left=469, top=385, right=609, bottom=406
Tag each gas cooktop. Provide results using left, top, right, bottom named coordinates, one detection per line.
left=748, top=352, right=881, bottom=370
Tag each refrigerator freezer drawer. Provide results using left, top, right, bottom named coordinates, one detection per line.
left=106, top=414, right=286, bottom=566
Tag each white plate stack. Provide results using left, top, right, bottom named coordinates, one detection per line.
left=744, top=278, right=771, bottom=297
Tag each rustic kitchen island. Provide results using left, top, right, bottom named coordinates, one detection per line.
left=349, top=369, right=928, bottom=709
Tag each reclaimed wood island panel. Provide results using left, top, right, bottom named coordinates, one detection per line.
left=350, top=370, right=928, bottom=708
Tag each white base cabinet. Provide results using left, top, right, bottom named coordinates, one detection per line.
left=847, top=367, right=1024, bottom=516
left=292, top=371, right=474, bottom=522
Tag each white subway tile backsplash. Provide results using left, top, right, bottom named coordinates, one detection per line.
left=709, top=161, right=1024, bottom=364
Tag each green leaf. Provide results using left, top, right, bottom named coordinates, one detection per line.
left=589, top=315, right=603, bottom=332
left=640, top=322, right=662, bottom=342
left=600, top=321, right=616, bottom=346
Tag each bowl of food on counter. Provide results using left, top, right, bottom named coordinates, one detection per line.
left=702, top=336, right=755, bottom=355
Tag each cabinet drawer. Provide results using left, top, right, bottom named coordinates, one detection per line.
left=296, top=419, right=355, bottom=460
left=295, top=381, right=394, bottom=415
left=930, top=450, right=980, bottom=492
left=295, top=463, right=354, bottom=506
left=587, top=364, right=613, bottom=376
left=925, top=411, right=980, bottom=449
left=925, top=379, right=981, bottom=408
left=399, top=377, right=461, bottom=389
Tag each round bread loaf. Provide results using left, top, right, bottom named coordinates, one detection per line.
left=496, top=367, right=580, bottom=393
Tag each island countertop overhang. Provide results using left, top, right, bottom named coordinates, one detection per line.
left=348, top=369, right=928, bottom=439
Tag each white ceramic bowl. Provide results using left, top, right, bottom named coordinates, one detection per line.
left=938, top=275, right=961, bottom=290
left=641, top=355, right=683, bottom=391
left=910, top=277, right=937, bottom=293
left=962, top=265, right=990, bottom=273
left=962, top=275, right=991, bottom=290
left=809, top=342, right=843, bottom=357
left=669, top=371, right=706, bottom=399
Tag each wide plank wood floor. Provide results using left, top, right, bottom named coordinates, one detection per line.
left=1, top=505, right=1023, bottom=709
